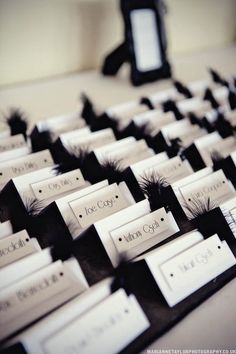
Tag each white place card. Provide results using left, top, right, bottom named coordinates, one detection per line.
left=102, top=140, right=154, bottom=169
left=110, top=208, right=179, bottom=258
left=0, top=248, right=52, bottom=291
left=70, top=128, right=116, bottom=151
left=177, top=97, right=211, bottom=116
left=10, top=279, right=112, bottom=354
left=44, top=288, right=149, bottom=354
left=0, top=221, right=13, bottom=239
left=0, top=258, right=88, bottom=341
left=56, top=180, right=109, bottom=238
left=0, top=146, right=30, bottom=163
left=69, top=183, right=129, bottom=228
left=0, top=125, right=10, bottom=139
left=208, top=136, right=236, bottom=159
left=150, top=87, right=183, bottom=106
left=31, top=169, right=86, bottom=201
left=179, top=170, right=235, bottom=218
left=59, top=127, right=91, bottom=147
left=107, top=100, right=147, bottom=121
left=94, top=137, right=137, bottom=163
left=0, top=150, right=54, bottom=191
left=0, top=230, right=41, bottom=268
left=0, top=134, right=26, bottom=153
left=147, top=234, right=236, bottom=307
left=194, top=132, right=222, bottom=166
left=130, top=152, right=168, bottom=181
left=143, top=156, right=193, bottom=184
left=37, top=111, right=84, bottom=131
left=94, top=200, right=178, bottom=267
left=133, top=110, right=175, bottom=132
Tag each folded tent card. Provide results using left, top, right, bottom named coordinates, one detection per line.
left=0, top=257, right=88, bottom=342
left=71, top=199, right=180, bottom=285
left=5, top=278, right=149, bottom=354
left=142, top=230, right=236, bottom=307
left=0, top=164, right=89, bottom=232
left=0, top=149, right=55, bottom=193
left=33, top=179, right=136, bottom=250
left=0, top=229, right=41, bottom=269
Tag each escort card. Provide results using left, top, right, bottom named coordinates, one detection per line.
left=161, top=119, right=205, bottom=147
left=194, top=132, right=222, bottom=166
left=0, top=150, right=54, bottom=191
left=0, top=125, right=10, bottom=139
left=59, top=127, right=91, bottom=148
left=56, top=180, right=109, bottom=238
left=37, top=111, right=86, bottom=136
left=94, top=200, right=179, bottom=267
left=102, top=140, right=154, bottom=169
left=0, top=258, right=88, bottom=340
left=208, top=136, right=236, bottom=159
left=43, top=289, right=149, bottom=354
left=147, top=234, right=236, bottom=307
left=220, top=197, right=236, bottom=238
left=177, top=97, right=211, bottom=116
left=11, top=279, right=114, bottom=354
left=130, top=152, right=168, bottom=181
left=150, top=87, right=183, bottom=106
left=0, top=134, right=27, bottom=153
left=69, top=183, right=129, bottom=228
left=0, top=146, right=30, bottom=163
left=107, top=100, right=147, bottom=122
left=0, top=221, right=13, bottom=239
left=31, top=169, right=86, bottom=201
left=0, top=248, right=52, bottom=291
left=110, top=208, right=179, bottom=260
left=179, top=170, right=235, bottom=219
left=143, top=156, right=193, bottom=184
left=133, top=110, right=175, bottom=132
left=94, top=137, right=136, bottom=163
left=70, top=128, right=116, bottom=151
left=0, top=230, right=41, bottom=268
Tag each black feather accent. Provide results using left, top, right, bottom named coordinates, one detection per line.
left=100, top=158, right=124, bottom=184
left=31, top=128, right=54, bottom=152
left=183, top=196, right=216, bottom=219
left=203, top=88, right=219, bottom=109
left=174, top=80, right=193, bottom=99
left=139, top=172, right=169, bottom=211
left=234, top=77, right=236, bottom=89
left=188, top=112, right=203, bottom=128
left=24, top=197, right=44, bottom=216
left=140, top=97, right=155, bottom=110
left=209, top=68, right=229, bottom=87
left=80, top=93, right=97, bottom=125
left=228, top=89, right=236, bottom=110
left=162, top=99, right=184, bottom=120
left=90, top=112, right=118, bottom=133
left=211, top=150, right=224, bottom=163
left=166, top=137, right=183, bottom=157
left=54, top=146, right=89, bottom=176
left=214, top=112, right=233, bottom=138
left=4, top=108, right=28, bottom=140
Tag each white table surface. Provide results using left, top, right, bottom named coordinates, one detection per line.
left=0, top=44, right=236, bottom=350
